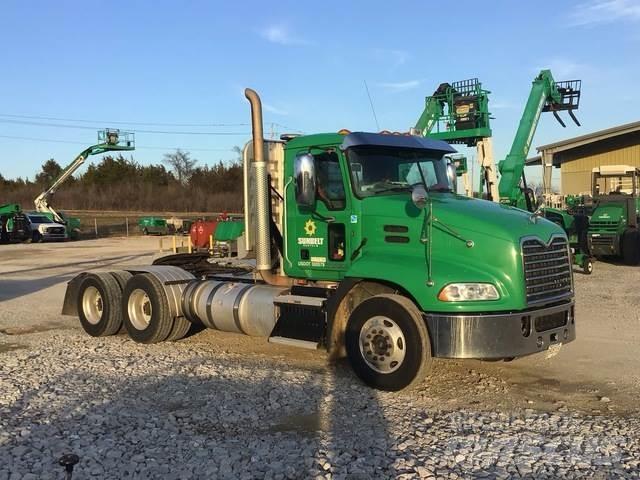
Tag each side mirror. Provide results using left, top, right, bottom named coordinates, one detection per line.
left=294, top=153, right=316, bottom=208
left=446, top=163, right=458, bottom=193
left=411, top=184, right=428, bottom=210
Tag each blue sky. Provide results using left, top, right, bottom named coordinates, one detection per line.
left=0, top=0, right=638, bottom=189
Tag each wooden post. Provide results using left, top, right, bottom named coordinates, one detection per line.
left=159, top=237, right=163, bottom=252
left=172, top=235, right=177, bottom=253
left=209, top=234, right=214, bottom=256
left=188, top=235, right=192, bottom=254
left=125, top=217, right=129, bottom=237
left=94, top=218, right=98, bottom=238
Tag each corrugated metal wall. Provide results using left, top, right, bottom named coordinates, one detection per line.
left=558, top=135, right=640, bottom=195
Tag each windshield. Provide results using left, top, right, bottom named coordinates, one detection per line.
left=28, top=215, right=50, bottom=224
left=593, top=173, right=637, bottom=196
left=346, top=146, right=452, bottom=198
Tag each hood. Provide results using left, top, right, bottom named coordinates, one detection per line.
left=361, top=193, right=564, bottom=243
left=592, top=203, right=624, bottom=224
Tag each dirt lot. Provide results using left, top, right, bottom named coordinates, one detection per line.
left=1, top=237, right=639, bottom=478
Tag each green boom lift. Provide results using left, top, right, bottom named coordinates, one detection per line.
left=33, top=129, right=135, bottom=239
left=414, top=78, right=498, bottom=200
left=495, top=70, right=591, bottom=272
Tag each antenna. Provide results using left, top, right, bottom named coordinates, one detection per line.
left=363, top=80, right=380, bottom=131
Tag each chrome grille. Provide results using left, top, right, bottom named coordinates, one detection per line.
left=522, top=237, right=572, bottom=305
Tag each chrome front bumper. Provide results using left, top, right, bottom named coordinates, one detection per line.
left=425, top=300, right=575, bottom=359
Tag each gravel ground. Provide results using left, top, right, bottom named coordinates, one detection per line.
left=1, top=238, right=639, bottom=479
left=2, top=331, right=639, bottom=480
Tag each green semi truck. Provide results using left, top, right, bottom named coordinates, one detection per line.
left=61, top=89, right=576, bottom=391
left=588, top=165, right=640, bottom=265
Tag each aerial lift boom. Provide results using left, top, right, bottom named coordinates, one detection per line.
left=414, top=78, right=498, bottom=200
left=497, top=70, right=581, bottom=210
left=34, top=129, right=135, bottom=225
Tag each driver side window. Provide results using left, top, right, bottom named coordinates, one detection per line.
left=315, top=152, right=346, bottom=210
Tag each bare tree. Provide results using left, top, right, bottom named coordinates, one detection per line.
left=232, top=146, right=242, bottom=162
left=163, top=149, right=197, bottom=184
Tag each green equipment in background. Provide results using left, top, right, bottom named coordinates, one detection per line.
left=0, top=203, right=31, bottom=243
left=33, top=129, right=135, bottom=239
left=587, top=165, right=640, bottom=265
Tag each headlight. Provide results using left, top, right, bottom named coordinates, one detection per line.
left=438, top=283, right=500, bottom=301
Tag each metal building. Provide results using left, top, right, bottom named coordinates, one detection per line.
left=527, top=121, right=640, bottom=196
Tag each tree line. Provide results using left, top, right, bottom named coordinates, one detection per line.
left=0, top=149, right=244, bottom=212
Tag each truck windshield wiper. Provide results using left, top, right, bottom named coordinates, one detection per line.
left=373, top=185, right=412, bottom=194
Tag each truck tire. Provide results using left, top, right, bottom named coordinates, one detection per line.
left=345, top=294, right=432, bottom=391
left=122, top=273, right=173, bottom=344
left=77, top=273, right=123, bottom=337
left=110, top=271, right=133, bottom=333
left=110, top=270, right=133, bottom=291
left=622, top=230, right=640, bottom=265
left=142, top=228, right=149, bottom=236
left=166, top=316, right=192, bottom=342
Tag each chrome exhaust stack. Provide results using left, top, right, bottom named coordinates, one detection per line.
left=244, top=88, right=292, bottom=286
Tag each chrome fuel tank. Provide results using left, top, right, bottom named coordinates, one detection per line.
left=183, top=280, right=287, bottom=337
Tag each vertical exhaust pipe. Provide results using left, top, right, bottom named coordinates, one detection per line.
left=244, top=88, right=292, bottom=286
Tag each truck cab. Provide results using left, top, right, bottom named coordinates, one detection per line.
left=588, top=165, right=640, bottom=264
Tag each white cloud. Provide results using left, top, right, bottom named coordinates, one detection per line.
left=376, top=79, right=421, bottom=92
left=570, top=0, right=640, bottom=26
left=371, top=48, right=411, bottom=68
left=263, top=103, right=289, bottom=116
left=260, top=24, right=308, bottom=46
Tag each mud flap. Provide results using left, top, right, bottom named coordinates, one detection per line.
left=61, top=273, right=88, bottom=316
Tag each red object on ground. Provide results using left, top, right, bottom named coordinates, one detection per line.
left=189, top=220, right=218, bottom=248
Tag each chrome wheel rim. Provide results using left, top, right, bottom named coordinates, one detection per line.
left=128, top=288, right=152, bottom=330
left=359, top=316, right=406, bottom=374
left=82, top=286, right=103, bottom=325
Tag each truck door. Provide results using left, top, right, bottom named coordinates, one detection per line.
left=289, top=149, right=352, bottom=279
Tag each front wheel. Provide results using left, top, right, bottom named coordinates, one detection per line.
left=582, top=258, right=593, bottom=275
left=345, top=294, right=432, bottom=391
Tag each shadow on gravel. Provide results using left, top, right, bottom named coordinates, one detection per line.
left=0, top=253, right=151, bottom=276
left=0, top=254, right=151, bottom=302
left=1, top=355, right=400, bottom=479
left=0, top=273, right=77, bottom=302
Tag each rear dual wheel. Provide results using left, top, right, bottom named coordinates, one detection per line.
left=345, top=294, right=432, bottom=391
left=122, top=273, right=191, bottom=344
left=77, top=273, right=123, bottom=337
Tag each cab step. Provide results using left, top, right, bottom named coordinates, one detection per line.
left=270, top=294, right=327, bottom=345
